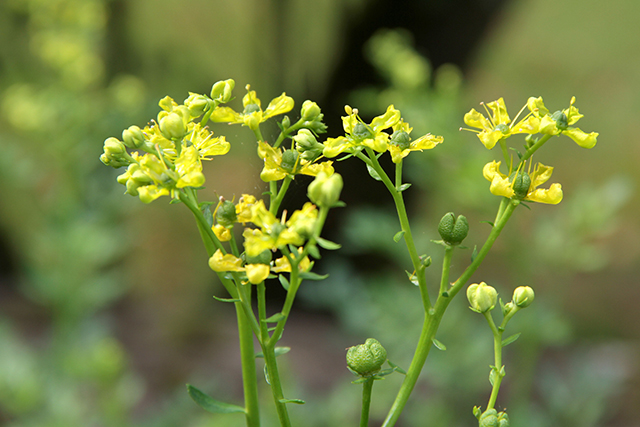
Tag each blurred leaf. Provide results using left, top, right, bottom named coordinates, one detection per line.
left=186, top=384, right=245, bottom=414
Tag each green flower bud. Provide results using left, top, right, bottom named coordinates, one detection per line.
left=551, top=110, right=569, bottom=130
left=281, top=115, right=291, bottom=129
left=346, top=338, right=387, bottom=376
left=308, top=171, right=343, bottom=208
left=216, top=200, right=237, bottom=228
left=159, top=111, right=187, bottom=140
left=390, top=130, right=411, bottom=151
left=420, top=255, right=432, bottom=268
left=294, top=129, right=324, bottom=162
left=301, top=100, right=321, bottom=121
left=512, top=286, right=534, bottom=308
left=511, top=171, right=531, bottom=200
left=184, top=93, right=209, bottom=118
left=245, top=249, right=272, bottom=265
left=479, top=408, right=498, bottom=427
left=467, top=282, right=498, bottom=313
left=280, top=149, right=300, bottom=173
left=307, top=120, right=328, bottom=134
left=104, top=137, right=126, bottom=156
left=211, top=79, right=235, bottom=103
left=497, top=411, right=510, bottom=427
left=437, top=212, right=469, bottom=246
left=122, top=125, right=145, bottom=149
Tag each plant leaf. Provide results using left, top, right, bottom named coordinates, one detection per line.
left=398, top=183, right=412, bottom=192
left=264, top=313, right=286, bottom=323
left=256, top=346, right=291, bottom=358
left=432, top=338, right=447, bottom=351
left=316, top=236, right=341, bottom=250
left=299, top=271, right=329, bottom=281
left=366, top=164, right=383, bottom=181
left=187, top=384, right=246, bottom=414
left=502, top=333, right=521, bottom=347
left=279, top=398, right=305, bottom=405
left=393, top=230, right=405, bottom=243
left=213, top=295, right=241, bottom=303
left=278, top=274, right=290, bottom=291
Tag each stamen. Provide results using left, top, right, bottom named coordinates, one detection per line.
left=480, top=102, right=496, bottom=128
left=510, top=103, right=529, bottom=128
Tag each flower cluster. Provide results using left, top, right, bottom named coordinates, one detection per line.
left=463, top=96, right=598, bottom=205
left=100, top=80, right=235, bottom=203
left=322, top=105, right=443, bottom=162
left=207, top=196, right=317, bottom=284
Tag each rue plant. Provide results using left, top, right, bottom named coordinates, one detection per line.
left=101, top=80, right=598, bottom=426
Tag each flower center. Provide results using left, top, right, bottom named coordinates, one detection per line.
left=244, top=103, right=261, bottom=114
left=494, top=123, right=509, bottom=134
left=390, top=130, right=411, bottom=150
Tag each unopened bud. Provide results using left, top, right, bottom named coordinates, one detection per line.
left=497, top=411, right=510, bottom=427
left=280, top=150, right=300, bottom=173
left=512, top=286, right=534, bottom=308
left=308, top=171, right=343, bottom=208
left=294, top=129, right=324, bottom=162
left=301, top=100, right=321, bottom=121
left=346, top=338, right=387, bottom=376
left=159, top=111, right=187, bottom=140
left=467, top=282, right=498, bottom=313
left=211, top=79, right=235, bottom=103
left=390, top=130, right=411, bottom=151
left=437, top=212, right=469, bottom=246
left=479, top=409, right=498, bottom=427
left=122, top=125, right=145, bottom=148
left=104, top=137, right=126, bottom=156
left=184, top=93, right=209, bottom=118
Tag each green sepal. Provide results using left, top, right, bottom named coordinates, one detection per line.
left=256, top=346, right=291, bottom=358
left=213, top=295, right=241, bottom=303
left=393, top=230, right=405, bottom=243
left=316, top=236, right=341, bottom=250
left=186, top=384, right=246, bottom=414
left=299, top=271, right=329, bottom=281
left=430, top=239, right=449, bottom=248
left=307, top=244, right=321, bottom=259
left=278, top=274, right=290, bottom=291
left=480, top=220, right=495, bottom=227
left=264, top=313, right=286, bottom=323
left=201, top=203, right=215, bottom=228
left=169, top=198, right=182, bottom=204
left=366, top=164, right=383, bottom=181
left=473, top=406, right=482, bottom=420
left=432, top=338, right=447, bottom=351
left=279, top=398, right=305, bottom=405
left=387, top=360, right=406, bottom=375
left=501, top=333, right=521, bottom=347
left=331, top=200, right=347, bottom=208
left=398, top=183, right=412, bottom=192
left=351, top=377, right=368, bottom=384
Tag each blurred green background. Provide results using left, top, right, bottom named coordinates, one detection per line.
left=0, top=0, right=638, bottom=426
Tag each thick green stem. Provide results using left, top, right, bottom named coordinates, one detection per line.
left=483, top=311, right=503, bottom=411
left=237, top=299, right=261, bottom=427
left=360, top=378, right=375, bottom=427
left=519, top=134, right=552, bottom=164
left=270, top=175, right=292, bottom=215
left=382, top=199, right=519, bottom=427
left=440, top=246, right=454, bottom=296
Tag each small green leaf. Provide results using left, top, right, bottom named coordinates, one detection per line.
left=387, top=360, right=406, bottom=375
left=202, top=204, right=214, bottom=228
left=432, top=338, right=447, bottom=351
left=213, top=295, right=241, bottom=303
left=187, top=384, right=246, bottom=414
left=316, top=236, right=341, bottom=250
left=279, top=398, right=305, bottom=405
left=471, top=245, right=478, bottom=262
left=299, top=271, right=329, bottom=281
left=398, top=183, right=412, bottom=192
left=331, top=200, right=347, bottom=208
left=501, top=333, right=521, bottom=347
left=264, top=313, right=286, bottom=323
left=278, top=275, right=290, bottom=291
left=256, top=346, right=291, bottom=358
left=480, top=220, right=494, bottom=227
left=430, top=239, right=448, bottom=248
left=307, top=244, right=321, bottom=259
left=366, top=164, right=383, bottom=181
left=393, top=230, right=405, bottom=243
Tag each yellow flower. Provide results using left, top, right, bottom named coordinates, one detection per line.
left=271, top=252, right=312, bottom=274
left=323, top=105, right=401, bottom=157
left=236, top=194, right=258, bottom=224
left=213, top=224, right=232, bottom=242
left=529, top=96, right=598, bottom=149
left=482, top=160, right=563, bottom=204
left=463, top=98, right=539, bottom=149
left=209, top=84, right=294, bottom=130
left=174, top=145, right=205, bottom=188
left=208, top=249, right=270, bottom=285
left=242, top=201, right=305, bottom=256
left=257, top=140, right=334, bottom=182
left=388, top=119, right=443, bottom=163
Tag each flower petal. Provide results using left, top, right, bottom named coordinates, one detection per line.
left=563, top=128, right=598, bottom=149
left=263, top=93, right=294, bottom=119
left=527, top=183, right=563, bottom=204
left=246, top=264, right=270, bottom=284
left=209, top=249, right=244, bottom=272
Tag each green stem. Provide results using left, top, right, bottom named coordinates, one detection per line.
left=518, top=134, right=552, bottom=165
left=273, top=120, right=304, bottom=149
left=360, top=378, right=375, bottom=427
left=382, top=199, right=519, bottom=427
left=270, top=175, right=292, bottom=215
left=357, top=149, right=431, bottom=311
left=483, top=311, right=503, bottom=411
left=439, top=246, right=454, bottom=296
left=237, top=297, right=261, bottom=427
